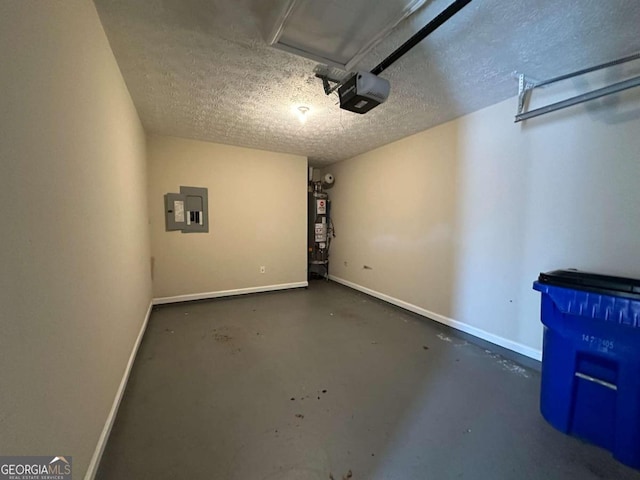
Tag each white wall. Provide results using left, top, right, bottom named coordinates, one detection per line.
left=326, top=85, right=640, bottom=358
left=0, top=1, right=152, bottom=477
left=147, top=135, right=308, bottom=300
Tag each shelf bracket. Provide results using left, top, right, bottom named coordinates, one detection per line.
left=516, top=73, right=537, bottom=117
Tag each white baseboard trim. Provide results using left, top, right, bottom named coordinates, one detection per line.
left=84, top=300, right=153, bottom=480
left=329, top=275, right=542, bottom=362
left=152, top=281, right=309, bottom=305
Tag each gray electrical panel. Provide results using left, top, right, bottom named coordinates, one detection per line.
left=164, top=186, right=209, bottom=233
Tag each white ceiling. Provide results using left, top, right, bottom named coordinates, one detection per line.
left=94, top=0, right=640, bottom=166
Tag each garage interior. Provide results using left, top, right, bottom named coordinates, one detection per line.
left=2, top=0, right=640, bottom=479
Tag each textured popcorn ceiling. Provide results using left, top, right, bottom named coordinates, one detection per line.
left=94, top=0, right=640, bottom=166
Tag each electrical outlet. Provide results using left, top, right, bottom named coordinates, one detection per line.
left=260, top=266, right=266, bottom=274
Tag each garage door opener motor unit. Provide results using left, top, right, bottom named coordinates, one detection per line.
left=338, top=72, right=390, bottom=114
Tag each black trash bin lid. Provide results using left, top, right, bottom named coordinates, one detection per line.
left=538, top=269, right=640, bottom=300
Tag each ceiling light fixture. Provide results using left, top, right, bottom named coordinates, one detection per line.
left=295, top=105, right=310, bottom=123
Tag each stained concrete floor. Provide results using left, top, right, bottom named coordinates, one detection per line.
left=97, top=280, right=640, bottom=480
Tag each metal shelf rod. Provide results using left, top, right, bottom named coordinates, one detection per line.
left=515, top=75, right=640, bottom=122
left=534, top=52, right=640, bottom=89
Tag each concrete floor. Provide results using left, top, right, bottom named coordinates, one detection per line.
left=97, top=280, right=640, bottom=480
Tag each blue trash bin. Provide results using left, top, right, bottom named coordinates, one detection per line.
left=533, top=269, right=640, bottom=469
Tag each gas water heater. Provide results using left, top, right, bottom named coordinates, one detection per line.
left=308, top=171, right=335, bottom=279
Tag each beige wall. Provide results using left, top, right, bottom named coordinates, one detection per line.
left=147, top=135, right=307, bottom=299
left=326, top=86, right=640, bottom=358
left=0, top=1, right=151, bottom=477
